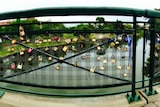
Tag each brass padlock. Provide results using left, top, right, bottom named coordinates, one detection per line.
left=28, top=56, right=34, bottom=61
left=38, top=55, right=43, bottom=62
left=62, top=46, right=68, bottom=52
left=97, top=46, right=101, bottom=50
left=103, top=58, right=107, bottom=64
left=55, top=65, right=60, bottom=70
left=48, top=57, right=52, bottom=61
left=117, top=65, right=122, bottom=70
left=123, top=73, right=127, bottom=77
left=11, top=39, right=16, bottom=44
left=80, top=35, right=85, bottom=41
left=126, top=66, right=131, bottom=70
left=52, top=47, right=58, bottom=51
left=72, top=37, right=78, bottom=42
left=97, top=56, right=101, bottom=61
left=100, top=66, right=105, bottom=71
left=44, top=47, right=49, bottom=51
left=65, top=39, right=71, bottom=44
left=117, top=46, right=121, bottom=51
left=110, top=42, right=115, bottom=48
left=111, top=55, right=115, bottom=64
left=90, top=66, right=96, bottom=73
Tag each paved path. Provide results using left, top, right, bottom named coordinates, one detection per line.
left=1, top=86, right=160, bottom=107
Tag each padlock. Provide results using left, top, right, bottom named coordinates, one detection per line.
left=11, top=47, right=15, bottom=52
left=117, top=65, right=122, bottom=70
left=100, top=66, right=105, bottom=71
left=90, top=66, right=96, bottom=73
left=72, top=37, right=78, bottom=42
left=28, top=55, right=34, bottom=61
left=117, top=35, right=122, bottom=41
left=48, top=57, right=52, bottom=61
left=59, top=57, right=64, bottom=60
left=55, top=65, right=60, bottom=70
left=43, top=39, right=47, bottom=43
left=19, top=31, right=25, bottom=36
left=62, top=46, right=68, bottom=52
left=47, top=39, right=52, bottom=43
left=27, top=48, right=32, bottom=53
left=126, top=66, right=131, bottom=70
left=10, top=63, right=15, bottom=70
left=20, top=50, right=24, bottom=55
left=110, top=42, right=115, bottom=48
left=123, top=73, right=127, bottom=77
left=17, top=62, right=23, bottom=70
left=115, top=41, right=119, bottom=45
left=44, top=47, right=49, bottom=51
left=111, top=55, right=115, bottom=64
left=80, top=35, right=85, bottom=41
left=124, top=47, right=128, bottom=51
left=26, top=39, right=30, bottom=43
left=73, top=61, right=77, bottom=66
left=0, top=37, right=2, bottom=43
left=81, top=55, right=90, bottom=60
left=97, top=46, right=101, bottom=50
left=103, top=58, right=107, bottom=64
left=11, top=39, right=16, bottom=44
left=92, top=38, right=96, bottom=42
left=19, top=36, right=24, bottom=41
left=117, top=46, right=121, bottom=51
left=97, top=56, right=101, bottom=61
left=65, top=39, right=71, bottom=44
left=38, top=55, right=43, bottom=62
left=155, top=52, right=158, bottom=57
left=52, top=47, right=58, bottom=51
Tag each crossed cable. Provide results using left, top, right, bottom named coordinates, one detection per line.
left=0, top=35, right=131, bottom=83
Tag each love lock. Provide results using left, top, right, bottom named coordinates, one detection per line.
left=72, top=37, right=78, bottom=42
left=97, top=56, right=101, bottom=61
left=126, top=66, right=131, bottom=70
left=11, top=39, right=16, bottom=44
left=97, top=46, right=101, bottom=50
left=62, top=46, right=68, bottom=52
left=123, top=72, right=127, bottom=77
left=124, top=47, right=128, bottom=51
left=48, top=57, right=52, bottom=61
left=28, top=55, right=34, bottom=61
left=73, top=61, right=77, bottom=66
left=92, top=38, right=96, bottom=42
left=17, top=62, right=23, bottom=70
left=103, top=58, right=107, bottom=64
left=52, top=47, right=58, bottom=51
left=20, top=50, right=24, bottom=55
left=65, top=39, right=71, bottom=44
left=27, top=48, right=32, bottom=53
left=55, top=65, right=60, bottom=70
left=117, top=65, right=122, bottom=70
left=38, top=55, right=43, bottom=62
left=10, top=63, right=15, bottom=70
left=117, top=46, right=121, bottom=51
left=110, top=42, right=115, bottom=48
left=44, top=47, right=49, bottom=51
left=90, top=66, right=96, bottom=73
left=111, top=55, right=115, bottom=64
left=100, top=66, right=105, bottom=71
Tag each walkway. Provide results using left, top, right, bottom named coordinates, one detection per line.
left=1, top=86, right=160, bottom=107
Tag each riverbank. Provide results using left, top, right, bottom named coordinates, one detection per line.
left=1, top=86, right=160, bottom=107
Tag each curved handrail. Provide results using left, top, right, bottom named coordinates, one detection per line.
left=0, top=7, right=160, bottom=20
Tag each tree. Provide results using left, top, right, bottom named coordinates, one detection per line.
left=96, top=17, right=105, bottom=29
